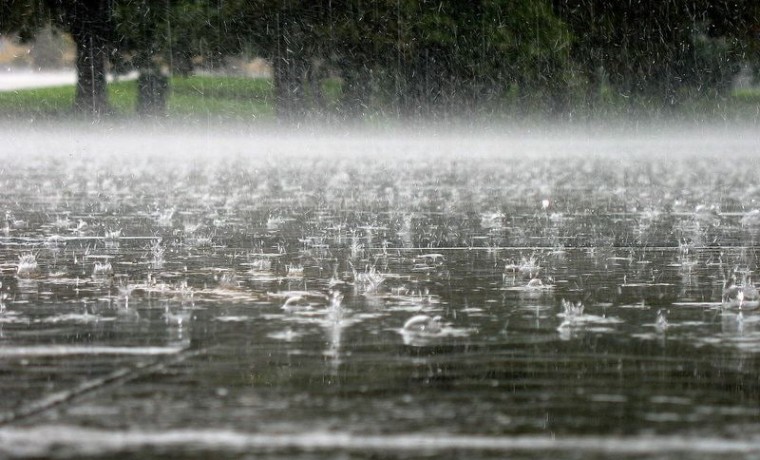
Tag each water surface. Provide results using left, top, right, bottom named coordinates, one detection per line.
left=0, top=125, right=759, bottom=459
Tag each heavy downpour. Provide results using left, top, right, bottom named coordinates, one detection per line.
left=0, top=2, right=760, bottom=459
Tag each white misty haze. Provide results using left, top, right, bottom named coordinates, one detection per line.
left=1, top=122, right=758, bottom=165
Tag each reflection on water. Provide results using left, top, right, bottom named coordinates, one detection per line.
left=0, top=128, right=759, bottom=458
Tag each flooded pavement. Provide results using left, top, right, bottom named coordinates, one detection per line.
left=0, top=125, right=760, bottom=459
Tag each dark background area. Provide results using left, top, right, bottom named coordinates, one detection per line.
left=1, top=1, right=759, bottom=121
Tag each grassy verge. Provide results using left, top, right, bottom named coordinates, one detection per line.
left=168, top=75, right=275, bottom=121
left=0, top=85, right=76, bottom=118
left=0, top=75, right=277, bottom=122
left=0, top=73, right=758, bottom=124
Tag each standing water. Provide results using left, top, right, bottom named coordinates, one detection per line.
left=0, top=124, right=759, bottom=459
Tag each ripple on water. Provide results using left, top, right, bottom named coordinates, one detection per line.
left=0, top=345, right=184, bottom=357
left=1, top=426, right=760, bottom=458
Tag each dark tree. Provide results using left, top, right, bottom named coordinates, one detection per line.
left=552, top=0, right=750, bottom=112
left=320, top=0, right=571, bottom=118
left=1, top=0, right=113, bottom=116
left=56, top=0, right=114, bottom=116
left=4, top=0, right=759, bottom=120
left=112, top=0, right=172, bottom=116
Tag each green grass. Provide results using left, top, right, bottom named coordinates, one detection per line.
left=0, top=74, right=759, bottom=123
left=168, top=75, right=274, bottom=120
left=0, top=85, right=76, bottom=118
left=0, top=75, right=277, bottom=122
left=733, top=88, right=760, bottom=103
left=171, top=75, right=274, bottom=101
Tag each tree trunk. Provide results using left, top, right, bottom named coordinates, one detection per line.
left=272, top=14, right=306, bottom=122
left=338, top=61, right=368, bottom=120
left=137, top=69, right=169, bottom=117
left=584, top=64, right=601, bottom=115
left=66, top=1, right=112, bottom=117
left=273, top=55, right=305, bottom=121
left=72, top=32, right=108, bottom=115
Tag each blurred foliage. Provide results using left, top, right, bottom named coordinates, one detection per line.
left=1, top=0, right=759, bottom=120
left=1, top=1, right=115, bottom=114
left=0, top=1, right=51, bottom=43
left=552, top=0, right=758, bottom=112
